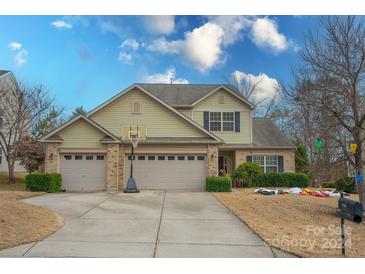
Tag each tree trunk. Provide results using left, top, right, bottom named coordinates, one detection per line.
left=7, top=157, right=16, bottom=183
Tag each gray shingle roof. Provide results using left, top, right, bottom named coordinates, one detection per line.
left=221, top=118, right=293, bottom=149
left=252, top=118, right=293, bottom=148
left=138, top=83, right=250, bottom=106
left=0, top=70, right=10, bottom=77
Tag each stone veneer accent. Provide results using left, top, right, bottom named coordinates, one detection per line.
left=45, top=144, right=60, bottom=173
left=234, top=148, right=295, bottom=172
left=106, top=144, right=119, bottom=191
left=118, top=144, right=125, bottom=191
left=207, top=144, right=219, bottom=176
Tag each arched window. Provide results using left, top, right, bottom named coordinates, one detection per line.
left=131, top=101, right=141, bottom=113
left=218, top=95, right=224, bottom=104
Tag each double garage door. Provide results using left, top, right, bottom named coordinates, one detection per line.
left=60, top=153, right=207, bottom=191
left=125, top=154, right=207, bottom=190
left=60, top=154, right=106, bottom=192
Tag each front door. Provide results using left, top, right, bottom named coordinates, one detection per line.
left=218, top=156, right=224, bottom=172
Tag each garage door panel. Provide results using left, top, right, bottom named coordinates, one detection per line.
left=125, top=154, right=207, bottom=190
left=60, top=154, right=106, bottom=192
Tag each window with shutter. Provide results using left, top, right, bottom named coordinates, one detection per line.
left=251, top=155, right=280, bottom=173
left=234, top=112, right=240, bottom=132
left=203, top=111, right=209, bottom=130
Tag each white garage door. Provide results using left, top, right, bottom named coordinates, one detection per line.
left=125, top=155, right=207, bottom=190
left=60, top=154, right=106, bottom=192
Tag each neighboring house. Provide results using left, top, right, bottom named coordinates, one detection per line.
left=0, top=70, right=26, bottom=174
left=40, top=84, right=295, bottom=191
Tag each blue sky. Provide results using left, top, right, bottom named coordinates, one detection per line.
left=0, top=16, right=319, bottom=115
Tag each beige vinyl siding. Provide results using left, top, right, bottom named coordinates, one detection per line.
left=124, top=144, right=208, bottom=154
left=57, top=119, right=106, bottom=148
left=176, top=108, right=192, bottom=119
left=192, top=89, right=251, bottom=144
left=90, top=87, right=207, bottom=138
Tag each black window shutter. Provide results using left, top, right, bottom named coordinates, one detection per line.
left=203, top=111, right=209, bottom=130
left=278, top=156, right=284, bottom=173
left=234, top=112, right=240, bottom=132
left=246, top=155, right=252, bottom=162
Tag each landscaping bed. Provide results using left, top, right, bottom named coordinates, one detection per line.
left=0, top=191, right=64, bottom=250
left=213, top=188, right=365, bottom=257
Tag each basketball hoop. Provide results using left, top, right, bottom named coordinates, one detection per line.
left=124, top=124, right=140, bottom=193
left=129, top=125, right=140, bottom=148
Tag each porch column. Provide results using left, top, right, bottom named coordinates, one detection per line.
left=207, top=144, right=219, bottom=176
left=45, top=143, right=60, bottom=173
left=118, top=144, right=125, bottom=191
left=106, top=143, right=119, bottom=191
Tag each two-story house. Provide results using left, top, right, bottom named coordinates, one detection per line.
left=40, top=84, right=295, bottom=192
left=0, top=70, right=26, bottom=174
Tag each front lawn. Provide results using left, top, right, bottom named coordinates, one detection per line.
left=0, top=191, right=64, bottom=251
left=213, top=188, right=365, bottom=257
left=0, top=174, right=26, bottom=191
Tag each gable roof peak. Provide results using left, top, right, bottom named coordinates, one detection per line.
left=137, top=83, right=254, bottom=108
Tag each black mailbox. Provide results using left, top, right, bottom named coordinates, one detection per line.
left=337, top=197, right=363, bottom=224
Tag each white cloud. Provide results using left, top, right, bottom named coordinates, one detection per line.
left=8, top=42, right=22, bottom=51
left=146, top=16, right=292, bottom=73
left=51, top=20, right=73, bottom=30
left=147, top=22, right=225, bottom=73
left=208, top=16, right=251, bottom=46
left=147, top=37, right=182, bottom=54
left=233, top=70, right=281, bottom=102
left=118, top=52, right=133, bottom=64
left=145, top=16, right=175, bottom=35
left=120, top=39, right=139, bottom=51
left=8, top=42, right=28, bottom=67
left=250, top=17, right=288, bottom=54
left=183, top=23, right=225, bottom=73
left=14, top=49, right=28, bottom=67
left=142, top=67, right=188, bottom=84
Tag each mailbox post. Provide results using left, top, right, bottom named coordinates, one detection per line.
left=337, top=192, right=363, bottom=256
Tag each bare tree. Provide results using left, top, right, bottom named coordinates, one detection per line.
left=289, top=16, right=365, bottom=209
left=225, top=73, right=281, bottom=117
left=0, top=82, right=54, bottom=182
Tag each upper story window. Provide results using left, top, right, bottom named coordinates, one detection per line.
left=252, top=155, right=278, bottom=173
left=131, top=101, right=141, bottom=114
left=209, top=112, right=221, bottom=131
left=218, top=95, right=224, bottom=104
left=209, top=112, right=234, bottom=132
left=222, top=112, right=234, bottom=131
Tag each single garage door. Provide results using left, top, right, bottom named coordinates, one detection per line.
left=60, top=154, right=106, bottom=192
left=125, top=154, right=207, bottom=190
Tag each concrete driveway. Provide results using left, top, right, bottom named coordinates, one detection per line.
left=0, top=191, right=295, bottom=258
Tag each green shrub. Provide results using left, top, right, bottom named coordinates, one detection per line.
left=335, top=177, right=356, bottom=193
left=232, top=162, right=263, bottom=187
left=253, top=172, right=309, bottom=188
left=25, top=173, right=62, bottom=193
left=321, top=181, right=336, bottom=188
left=206, top=176, right=232, bottom=192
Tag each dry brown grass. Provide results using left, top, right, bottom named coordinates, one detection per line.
left=213, top=188, right=365, bottom=258
left=0, top=174, right=26, bottom=191
left=0, top=191, right=64, bottom=250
